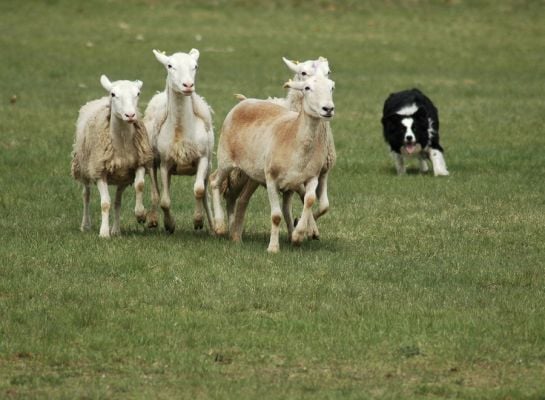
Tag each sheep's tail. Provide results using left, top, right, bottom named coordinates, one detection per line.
left=234, top=93, right=247, bottom=102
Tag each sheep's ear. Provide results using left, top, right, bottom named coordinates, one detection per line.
left=282, top=57, right=299, bottom=73
left=100, top=75, right=112, bottom=92
left=134, top=80, right=143, bottom=90
left=189, top=48, right=200, bottom=61
left=318, top=56, right=328, bottom=62
left=283, top=79, right=306, bottom=90
left=153, top=49, right=170, bottom=66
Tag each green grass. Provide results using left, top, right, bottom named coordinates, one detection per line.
left=1, top=0, right=545, bottom=398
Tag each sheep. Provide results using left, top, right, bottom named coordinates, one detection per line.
left=143, top=49, right=215, bottom=233
left=71, top=75, right=153, bottom=238
left=210, top=74, right=336, bottom=253
left=216, top=56, right=336, bottom=242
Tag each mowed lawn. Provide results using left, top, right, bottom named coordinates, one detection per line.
left=1, top=0, right=545, bottom=398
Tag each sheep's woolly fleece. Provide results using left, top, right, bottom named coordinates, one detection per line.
left=71, top=98, right=153, bottom=185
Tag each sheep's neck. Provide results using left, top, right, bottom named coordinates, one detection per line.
left=166, top=87, right=194, bottom=143
left=286, top=89, right=304, bottom=113
left=294, top=111, right=324, bottom=148
left=110, top=114, right=134, bottom=152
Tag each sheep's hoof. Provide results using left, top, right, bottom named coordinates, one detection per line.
left=164, top=223, right=175, bottom=234
left=99, top=231, right=110, bottom=239
left=135, top=211, right=147, bottom=224
left=214, top=222, right=227, bottom=236
left=194, top=218, right=204, bottom=230
left=267, top=245, right=279, bottom=253
left=311, top=233, right=320, bottom=241
left=291, top=230, right=304, bottom=246
left=80, top=224, right=91, bottom=232
left=147, top=219, right=158, bottom=229
left=110, top=228, right=121, bottom=236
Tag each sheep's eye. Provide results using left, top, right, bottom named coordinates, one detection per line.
left=302, top=71, right=307, bottom=76
left=137, top=92, right=140, bottom=97
left=304, top=86, right=310, bottom=91
left=111, top=93, right=116, bottom=97
left=195, top=65, right=199, bottom=70
left=167, top=64, right=172, bottom=69
left=328, top=70, right=332, bottom=75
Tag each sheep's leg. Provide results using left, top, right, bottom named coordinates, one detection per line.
left=429, top=148, right=449, bottom=176
left=96, top=178, right=111, bottom=238
left=193, top=157, right=209, bottom=230
left=392, top=151, right=406, bottom=175
left=210, top=167, right=232, bottom=236
left=231, top=179, right=259, bottom=242
left=111, top=184, right=127, bottom=236
left=282, top=190, right=295, bottom=240
left=147, top=163, right=160, bottom=229
left=80, top=184, right=91, bottom=232
left=265, top=178, right=282, bottom=253
left=313, top=171, right=330, bottom=221
left=295, top=185, right=320, bottom=240
left=134, top=166, right=147, bottom=224
left=202, top=176, right=215, bottom=233
left=226, top=190, right=237, bottom=235
left=292, top=177, right=319, bottom=246
left=159, top=163, right=175, bottom=234
left=225, top=171, right=249, bottom=234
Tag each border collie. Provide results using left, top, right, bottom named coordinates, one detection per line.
left=381, top=88, right=449, bottom=176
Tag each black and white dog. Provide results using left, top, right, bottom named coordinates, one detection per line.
left=381, top=88, right=449, bottom=176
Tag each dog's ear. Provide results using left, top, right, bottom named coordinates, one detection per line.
left=414, top=106, right=427, bottom=120
left=382, top=113, right=402, bottom=127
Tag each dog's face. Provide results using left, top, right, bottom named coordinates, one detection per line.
left=382, top=106, right=429, bottom=154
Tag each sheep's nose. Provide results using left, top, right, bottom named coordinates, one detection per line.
left=183, top=82, right=194, bottom=89
left=322, top=106, right=334, bottom=113
left=125, top=113, right=136, bottom=119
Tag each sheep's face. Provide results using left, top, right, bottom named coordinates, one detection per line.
left=285, top=75, right=335, bottom=120
left=282, top=56, right=331, bottom=81
left=153, top=49, right=200, bottom=96
left=100, top=75, right=142, bottom=123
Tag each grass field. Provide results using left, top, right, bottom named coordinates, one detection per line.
left=1, top=0, right=545, bottom=398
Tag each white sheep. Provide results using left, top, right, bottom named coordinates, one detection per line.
left=218, top=56, right=336, bottom=242
left=143, top=49, right=214, bottom=233
left=71, top=75, right=153, bottom=238
left=211, top=74, right=336, bottom=253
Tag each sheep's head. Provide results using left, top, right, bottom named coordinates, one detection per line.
left=100, top=75, right=142, bottom=123
left=153, top=49, right=200, bottom=96
left=284, top=75, right=335, bottom=120
left=282, top=56, right=331, bottom=81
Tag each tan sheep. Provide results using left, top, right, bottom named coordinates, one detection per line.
left=211, top=74, right=336, bottom=253
left=215, top=57, right=336, bottom=242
